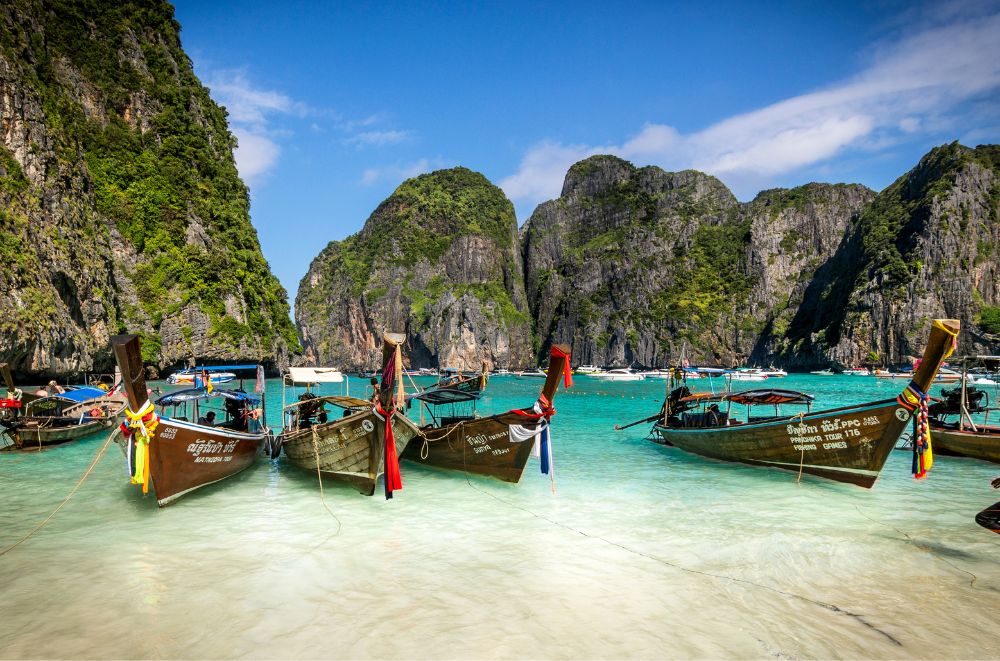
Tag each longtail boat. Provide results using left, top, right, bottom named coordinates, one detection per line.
left=0, top=358, right=126, bottom=449
left=647, top=319, right=960, bottom=488
left=278, top=332, right=418, bottom=497
left=110, top=335, right=271, bottom=506
left=926, top=356, right=1000, bottom=464
left=433, top=362, right=489, bottom=396
left=402, top=345, right=571, bottom=483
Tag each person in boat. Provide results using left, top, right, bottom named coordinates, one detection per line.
left=47, top=380, right=65, bottom=395
left=225, top=397, right=248, bottom=432
left=198, top=411, right=217, bottom=426
left=5, top=385, right=22, bottom=402
left=706, top=404, right=723, bottom=427
left=369, top=377, right=380, bottom=402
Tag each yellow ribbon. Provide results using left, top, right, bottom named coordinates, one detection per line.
left=124, top=400, right=159, bottom=494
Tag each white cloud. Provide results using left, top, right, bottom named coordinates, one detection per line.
left=204, top=70, right=308, bottom=184
left=360, top=158, right=450, bottom=187
left=345, top=130, right=411, bottom=147
left=501, top=6, right=1000, bottom=208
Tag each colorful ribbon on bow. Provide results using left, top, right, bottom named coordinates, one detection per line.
left=120, top=400, right=159, bottom=494
left=550, top=346, right=572, bottom=389
left=897, top=381, right=933, bottom=479
left=373, top=402, right=402, bottom=499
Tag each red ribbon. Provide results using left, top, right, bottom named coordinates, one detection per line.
left=551, top=346, right=573, bottom=389
left=376, top=401, right=402, bottom=499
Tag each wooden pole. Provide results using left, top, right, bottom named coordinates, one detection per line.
left=110, top=334, right=147, bottom=411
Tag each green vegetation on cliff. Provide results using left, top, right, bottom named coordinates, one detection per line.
left=1, top=0, right=299, bottom=361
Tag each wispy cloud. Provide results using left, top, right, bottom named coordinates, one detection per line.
left=360, top=158, right=450, bottom=186
left=344, top=130, right=411, bottom=148
left=501, top=4, right=1000, bottom=208
left=205, top=70, right=308, bottom=185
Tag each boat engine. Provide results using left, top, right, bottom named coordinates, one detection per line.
left=928, top=386, right=988, bottom=417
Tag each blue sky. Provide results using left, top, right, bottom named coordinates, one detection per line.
left=171, top=0, right=1000, bottom=303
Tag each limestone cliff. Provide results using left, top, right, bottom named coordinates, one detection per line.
left=296, top=168, right=532, bottom=370
left=0, top=0, right=298, bottom=379
left=783, top=143, right=1000, bottom=367
left=521, top=155, right=744, bottom=367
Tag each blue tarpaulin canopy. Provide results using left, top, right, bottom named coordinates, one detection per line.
left=57, top=386, right=111, bottom=403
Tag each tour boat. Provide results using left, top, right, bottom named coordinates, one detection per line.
left=110, top=335, right=271, bottom=506
left=277, top=333, right=419, bottom=497
left=402, top=345, right=571, bottom=482
left=644, top=319, right=960, bottom=488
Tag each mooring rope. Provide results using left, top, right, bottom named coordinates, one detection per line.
left=458, top=477, right=902, bottom=646
left=0, top=428, right=117, bottom=558
left=310, top=426, right=342, bottom=535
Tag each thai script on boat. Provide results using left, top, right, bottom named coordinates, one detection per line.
left=466, top=430, right=509, bottom=455
left=787, top=413, right=883, bottom=452
left=186, top=439, right=238, bottom=457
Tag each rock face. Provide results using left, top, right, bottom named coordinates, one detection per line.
left=299, top=145, right=998, bottom=371
left=780, top=143, right=1000, bottom=367
left=296, top=168, right=532, bottom=370
left=0, top=1, right=297, bottom=379
left=521, top=155, right=743, bottom=367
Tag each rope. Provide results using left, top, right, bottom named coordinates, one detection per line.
left=310, top=426, right=342, bottom=535
left=0, top=429, right=116, bottom=557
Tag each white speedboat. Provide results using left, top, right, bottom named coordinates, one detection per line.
left=760, top=367, right=787, bottom=377
left=639, top=369, right=673, bottom=379
left=842, top=368, right=870, bottom=376
left=575, top=365, right=604, bottom=374
left=810, top=369, right=835, bottom=376
left=516, top=369, right=547, bottom=378
left=730, top=372, right=768, bottom=381
left=167, top=369, right=237, bottom=385
left=592, top=368, right=645, bottom=381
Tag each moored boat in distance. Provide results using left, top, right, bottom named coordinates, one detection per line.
left=842, top=367, right=871, bottom=376
left=167, top=368, right=237, bottom=385
left=809, top=369, right=835, bottom=376
left=645, top=319, right=960, bottom=488
left=402, top=345, right=571, bottom=482
left=592, top=368, right=644, bottom=381
left=0, top=384, right=126, bottom=449
left=110, top=335, right=271, bottom=506
left=516, top=368, right=548, bottom=378
left=575, top=365, right=604, bottom=375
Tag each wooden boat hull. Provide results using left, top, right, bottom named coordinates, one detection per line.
left=929, top=423, right=1000, bottom=464
left=113, top=417, right=265, bottom=506
left=13, top=417, right=115, bottom=446
left=403, top=412, right=544, bottom=483
left=653, top=399, right=912, bottom=488
left=280, top=410, right=419, bottom=495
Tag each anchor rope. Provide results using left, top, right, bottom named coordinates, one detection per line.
left=0, top=429, right=116, bottom=557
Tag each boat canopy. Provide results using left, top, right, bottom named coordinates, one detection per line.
left=679, top=392, right=726, bottom=403
left=174, top=365, right=260, bottom=373
left=54, top=386, right=111, bottom=403
left=286, top=366, right=345, bottom=384
left=410, top=388, right=480, bottom=406
left=157, top=388, right=261, bottom=407
left=283, top=395, right=370, bottom=411
left=726, top=389, right=814, bottom=406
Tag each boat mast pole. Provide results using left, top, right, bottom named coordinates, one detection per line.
left=110, top=335, right=148, bottom=412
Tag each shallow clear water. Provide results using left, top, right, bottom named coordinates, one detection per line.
left=1, top=375, right=999, bottom=659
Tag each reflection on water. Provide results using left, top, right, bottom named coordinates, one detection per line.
left=1, top=375, right=998, bottom=659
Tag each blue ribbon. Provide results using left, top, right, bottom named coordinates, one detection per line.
left=540, top=425, right=550, bottom=475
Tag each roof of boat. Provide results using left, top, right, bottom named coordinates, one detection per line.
left=726, top=389, right=814, bottom=406
left=157, top=388, right=261, bottom=406
left=283, top=394, right=371, bottom=410
left=286, top=366, right=345, bottom=384
left=410, top=388, right=480, bottom=405
left=39, top=386, right=111, bottom=404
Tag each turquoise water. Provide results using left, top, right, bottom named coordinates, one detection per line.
left=1, top=374, right=998, bottom=659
